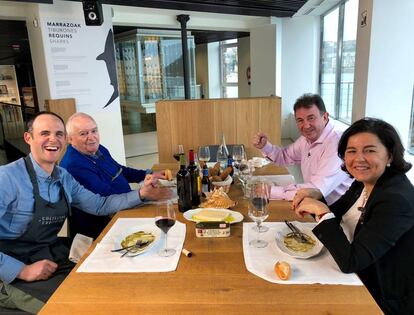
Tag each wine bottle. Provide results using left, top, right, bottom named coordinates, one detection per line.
left=226, top=155, right=234, bottom=177
left=201, top=165, right=210, bottom=197
left=188, top=149, right=201, bottom=206
left=216, top=133, right=229, bottom=170
left=177, top=154, right=192, bottom=212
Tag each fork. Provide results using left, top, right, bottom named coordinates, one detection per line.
left=111, top=240, right=143, bottom=253
left=284, top=220, right=311, bottom=244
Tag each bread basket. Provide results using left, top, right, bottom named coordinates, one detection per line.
left=211, top=175, right=232, bottom=193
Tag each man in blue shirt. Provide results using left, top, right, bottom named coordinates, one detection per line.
left=60, top=112, right=165, bottom=239
left=0, top=112, right=171, bottom=313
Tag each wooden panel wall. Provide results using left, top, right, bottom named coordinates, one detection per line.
left=44, top=98, right=76, bottom=123
left=156, top=96, right=281, bottom=163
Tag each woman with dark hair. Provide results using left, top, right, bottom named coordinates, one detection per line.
left=292, top=117, right=414, bottom=315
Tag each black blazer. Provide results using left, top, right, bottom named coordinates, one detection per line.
left=313, top=169, right=414, bottom=315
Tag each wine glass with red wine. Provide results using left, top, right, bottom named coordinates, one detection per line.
left=173, top=144, right=184, bottom=161
left=155, top=201, right=176, bottom=257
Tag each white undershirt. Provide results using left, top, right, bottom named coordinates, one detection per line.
left=340, top=192, right=366, bottom=242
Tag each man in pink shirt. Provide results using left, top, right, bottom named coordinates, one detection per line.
left=252, top=93, right=352, bottom=205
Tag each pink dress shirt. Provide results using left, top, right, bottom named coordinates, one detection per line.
left=261, top=121, right=353, bottom=205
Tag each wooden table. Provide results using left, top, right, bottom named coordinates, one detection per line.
left=39, top=167, right=381, bottom=315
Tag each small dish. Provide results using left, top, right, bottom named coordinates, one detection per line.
left=183, top=208, right=243, bottom=224
left=275, top=226, right=323, bottom=259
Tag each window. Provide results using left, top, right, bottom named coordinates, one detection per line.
left=220, top=39, right=238, bottom=98
left=320, top=0, right=358, bottom=124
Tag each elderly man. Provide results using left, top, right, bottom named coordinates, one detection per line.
left=60, top=112, right=164, bottom=239
left=0, top=112, right=171, bottom=313
left=253, top=93, right=352, bottom=205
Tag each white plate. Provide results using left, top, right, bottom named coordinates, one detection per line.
left=275, top=226, right=323, bottom=259
left=113, top=224, right=161, bottom=257
left=183, top=208, right=243, bottom=224
left=158, top=178, right=177, bottom=187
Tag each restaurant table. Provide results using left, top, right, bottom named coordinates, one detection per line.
left=39, top=164, right=381, bottom=315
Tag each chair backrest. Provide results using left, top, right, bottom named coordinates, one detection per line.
left=203, top=144, right=245, bottom=162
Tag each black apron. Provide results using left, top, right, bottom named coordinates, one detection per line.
left=0, top=156, right=75, bottom=303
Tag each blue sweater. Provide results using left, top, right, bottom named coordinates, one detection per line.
left=60, top=144, right=148, bottom=238
left=60, top=144, right=147, bottom=196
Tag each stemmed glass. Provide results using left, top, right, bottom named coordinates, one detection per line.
left=198, top=146, right=211, bottom=164
left=248, top=181, right=270, bottom=248
left=173, top=144, right=184, bottom=161
left=155, top=201, right=176, bottom=257
left=232, top=145, right=245, bottom=175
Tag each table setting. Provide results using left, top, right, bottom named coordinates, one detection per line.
left=76, top=213, right=186, bottom=273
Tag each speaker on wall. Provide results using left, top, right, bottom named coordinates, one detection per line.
left=82, top=0, right=104, bottom=26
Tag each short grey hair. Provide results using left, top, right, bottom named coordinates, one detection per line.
left=66, top=112, right=97, bottom=136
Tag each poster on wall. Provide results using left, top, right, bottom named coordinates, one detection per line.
left=41, top=17, right=119, bottom=112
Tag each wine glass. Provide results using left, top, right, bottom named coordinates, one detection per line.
left=232, top=145, right=245, bottom=174
left=250, top=181, right=270, bottom=237
left=198, top=146, right=211, bottom=164
left=173, top=144, right=184, bottom=161
left=155, top=201, right=176, bottom=257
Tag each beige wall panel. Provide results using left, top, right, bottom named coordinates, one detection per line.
left=156, top=97, right=281, bottom=163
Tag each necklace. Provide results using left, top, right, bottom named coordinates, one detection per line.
left=357, top=188, right=369, bottom=224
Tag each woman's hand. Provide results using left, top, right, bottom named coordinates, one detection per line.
left=294, top=197, right=330, bottom=218
left=292, top=188, right=323, bottom=210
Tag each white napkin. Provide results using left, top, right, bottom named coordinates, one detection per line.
left=69, top=233, right=93, bottom=263
left=249, top=157, right=270, bottom=168
left=243, top=222, right=362, bottom=285
left=251, top=175, right=296, bottom=186
left=77, top=218, right=186, bottom=273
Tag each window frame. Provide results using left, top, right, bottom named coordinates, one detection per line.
left=319, top=0, right=356, bottom=124
left=219, top=39, right=238, bottom=98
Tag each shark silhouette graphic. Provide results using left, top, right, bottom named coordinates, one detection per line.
left=96, top=29, right=119, bottom=108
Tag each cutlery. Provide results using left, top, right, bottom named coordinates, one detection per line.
left=284, top=220, right=311, bottom=244
left=111, top=240, right=145, bottom=252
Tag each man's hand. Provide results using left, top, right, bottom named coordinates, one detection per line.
left=139, top=175, right=173, bottom=201
left=292, top=188, right=323, bottom=210
left=17, top=260, right=58, bottom=282
left=151, top=171, right=166, bottom=180
left=252, top=132, right=268, bottom=149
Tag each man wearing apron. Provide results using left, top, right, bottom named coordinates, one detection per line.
left=0, top=112, right=172, bottom=313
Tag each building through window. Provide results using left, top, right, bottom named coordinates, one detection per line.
left=220, top=39, right=238, bottom=98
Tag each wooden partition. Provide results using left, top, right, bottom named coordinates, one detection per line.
left=44, top=98, right=76, bottom=123
left=156, top=96, right=281, bottom=163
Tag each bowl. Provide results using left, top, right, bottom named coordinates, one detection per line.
left=211, top=175, right=232, bottom=193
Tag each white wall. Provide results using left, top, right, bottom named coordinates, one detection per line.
left=363, top=0, right=414, bottom=144
left=280, top=15, right=320, bottom=139
left=249, top=24, right=277, bottom=97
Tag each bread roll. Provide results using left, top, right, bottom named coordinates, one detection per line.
left=274, top=261, right=291, bottom=280
left=164, top=169, right=173, bottom=181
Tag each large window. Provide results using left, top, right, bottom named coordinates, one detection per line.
left=320, top=0, right=358, bottom=124
left=220, top=39, right=238, bottom=98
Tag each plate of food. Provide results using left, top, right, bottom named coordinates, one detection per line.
left=183, top=208, right=243, bottom=224
left=113, top=225, right=161, bottom=257
left=275, top=226, right=323, bottom=259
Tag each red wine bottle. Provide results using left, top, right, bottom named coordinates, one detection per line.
left=177, top=154, right=192, bottom=212
left=187, top=149, right=201, bottom=206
